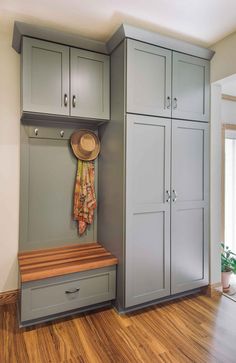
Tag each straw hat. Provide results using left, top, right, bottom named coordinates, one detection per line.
left=70, top=130, right=100, bottom=161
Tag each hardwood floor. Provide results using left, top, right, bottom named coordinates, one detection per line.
left=1, top=293, right=236, bottom=363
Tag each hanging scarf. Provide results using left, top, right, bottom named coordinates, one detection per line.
left=73, top=160, right=96, bottom=235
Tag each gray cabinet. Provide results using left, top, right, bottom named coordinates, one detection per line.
left=171, top=120, right=209, bottom=293
left=99, top=39, right=210, bottom=312
left=125, top=115, right=209, bottom=305
left=71, top=48, right=110, bottom=119
left=98, top=39, right=209, bottom=311
left=126, top=39, right=210, bottom=122
left=172, top=53, right=210, bottom=122
left=22, top=38, right=70, bottom=115
left=125, top=114, right=171, bottom=307
left=127, top=40, right=172, bottom=118
left=20, top=266, right=116, bottom=325
left=21, top=37, right=110, bottom=120
left=99, top=103, right=209, bottom=310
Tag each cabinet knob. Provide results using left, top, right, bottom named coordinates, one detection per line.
left=166, top=96, right=171, bottom=109
left=72, top=95, right=76, bottom=108
left=173, top=97, right=178, bottom=109
left=34, top=128, right=39, bottom=136
left=60, top=130, right=64, bottom=138
left=64, top=94, right=68, bottom=107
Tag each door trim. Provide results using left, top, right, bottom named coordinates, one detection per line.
left=221, top=123, right=236, bottom=242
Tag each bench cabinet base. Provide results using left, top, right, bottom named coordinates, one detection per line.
left=19, top=266, right=116, bottom=326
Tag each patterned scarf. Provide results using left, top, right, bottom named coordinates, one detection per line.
left=73, top=160, right=96, bottom=235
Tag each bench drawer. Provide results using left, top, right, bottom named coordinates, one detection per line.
left=20, top=266, right=116, bottom=323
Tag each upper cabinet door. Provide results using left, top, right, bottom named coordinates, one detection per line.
left=22, top=37, right=70, bottom=115
left=172, top=53, right=210, bottom=122
left=126, top=39, right=172, bottom=118
left=70, top=48, right=110, bottom=120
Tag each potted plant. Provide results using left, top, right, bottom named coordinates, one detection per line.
left=221, top=243, right=236, bottom=291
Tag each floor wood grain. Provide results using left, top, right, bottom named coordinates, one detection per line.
left=1, top=293, right=236, bottom=363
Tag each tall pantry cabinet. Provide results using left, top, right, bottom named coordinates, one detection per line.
left=98, top=37, right=210, bottom=311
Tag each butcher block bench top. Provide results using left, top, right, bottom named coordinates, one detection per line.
left=18, top=242, right=118, bottom=283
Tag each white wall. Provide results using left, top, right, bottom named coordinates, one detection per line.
left=211, top=31, right=236, bottom=83
left=0, top=16, right=20, bottom=292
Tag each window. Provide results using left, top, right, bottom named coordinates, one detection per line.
left=225, top=130, right=236, bottom=252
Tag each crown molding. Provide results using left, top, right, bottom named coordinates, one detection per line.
left=12, top=21, right=214, bottom=60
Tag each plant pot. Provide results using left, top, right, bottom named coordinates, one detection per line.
left=222, top=271, right=232, bottom=291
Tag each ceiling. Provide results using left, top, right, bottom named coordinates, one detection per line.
left=1, top=0, right=236, bottom=47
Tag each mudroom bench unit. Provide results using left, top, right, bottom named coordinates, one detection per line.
left=18, top=243, right=117, bottom=326
left=13, top=20, right=214, bottom=326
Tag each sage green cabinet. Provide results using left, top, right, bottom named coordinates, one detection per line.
left=171, top=120, right=209, bottom=293
left=127, top=39, right=172, bottom=118
left=126, top=39, right=210, bottom=122
left=22, top=37, right=70, bottom=116
left=172, top=53, right=210, bottom=122
left=125, top=115, right=209, bottom=306
left=20, top=266, right=116, bottom=325
left=71, top=48, right=110, bottom=119
left=21, top=37, right=110, bottom=120
left=125, top=114, right=171, bottom=307
left=99, top=40, right=210, bottom=312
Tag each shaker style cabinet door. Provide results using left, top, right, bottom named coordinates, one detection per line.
left=171, top=120, right=209, bottom=294
left=172, top=52, right=210, bottom=122
left=125, top=114, right=171, bottom=308
left=126, top=39, right=172, bottom=118
left=70, top=48, right=110, bottom=120
left=22, top=37, right=70, bottom=115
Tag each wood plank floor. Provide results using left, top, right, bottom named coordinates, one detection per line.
left=1, top=293, right=236, bottom=363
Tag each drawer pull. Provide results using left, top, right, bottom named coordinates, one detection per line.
left=65, top=288, right=80, bottom=294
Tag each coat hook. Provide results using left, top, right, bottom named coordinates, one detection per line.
left=60, top=130, right=64, bottom=138
left=34, top=128, right=38, bottom=136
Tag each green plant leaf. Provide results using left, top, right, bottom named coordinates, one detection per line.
left=221, top=242, right=236, bottom=273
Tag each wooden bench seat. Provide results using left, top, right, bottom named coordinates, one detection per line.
left=18, top=242, right=118, bottom=283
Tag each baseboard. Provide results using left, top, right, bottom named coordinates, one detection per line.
left=203, top=283, right=222, bottom=297
left=0, top=289, right=19, bottom=305
left=114, top=288, right=202, bottom=314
